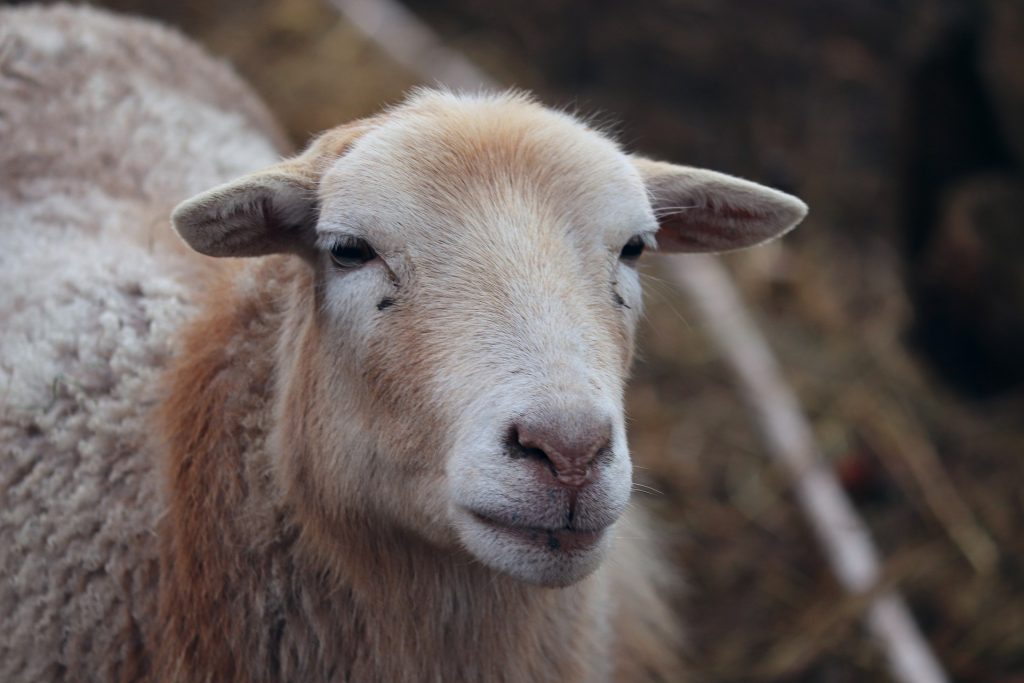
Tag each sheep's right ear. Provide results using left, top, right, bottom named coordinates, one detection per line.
left=633, top=157, right=808, bottom=253
left=171, top=163, right=318, bottom=258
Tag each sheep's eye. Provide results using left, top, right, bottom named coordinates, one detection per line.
left=329, top=238, right=376, bottom=269
left=619, top=235, right=646, bottom=262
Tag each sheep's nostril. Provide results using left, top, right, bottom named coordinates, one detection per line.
left=507, top=418, right=613, bottom=489
left=506, top=432, right=560, bottom=480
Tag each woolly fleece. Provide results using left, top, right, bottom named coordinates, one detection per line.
left=0, top=6, right=282, bottom=680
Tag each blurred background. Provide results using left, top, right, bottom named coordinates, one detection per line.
left=32, top=0, right=1024, bottom=679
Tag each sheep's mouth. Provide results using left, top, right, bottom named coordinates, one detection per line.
left=467, top=510, right=605, bottom=553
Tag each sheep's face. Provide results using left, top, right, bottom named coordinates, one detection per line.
left=173, top=91, right=807, bottom=587
left=311, top=97, right=648, bottom=586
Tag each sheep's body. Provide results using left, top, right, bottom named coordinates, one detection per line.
left=0, top=5, right=282, bottom=680
left=0, top=6, right=683, bottom=682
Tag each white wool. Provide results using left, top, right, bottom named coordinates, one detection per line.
left=0, top=5, right=281, bottom=679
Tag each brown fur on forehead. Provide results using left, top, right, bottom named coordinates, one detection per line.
left=323, top=91, right=647, bottom=233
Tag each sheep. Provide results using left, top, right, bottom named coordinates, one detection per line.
left=0, top=5, right=807, bottom=682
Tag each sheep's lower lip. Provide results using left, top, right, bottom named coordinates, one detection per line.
left=468, top=511, right=604, bottom=553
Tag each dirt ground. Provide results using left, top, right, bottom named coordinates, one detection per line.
left=58, top=0, right=1024, bottom=679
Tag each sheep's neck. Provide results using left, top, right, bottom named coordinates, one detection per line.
left=156, top=258, right=609, bottom=683
left=292, top=510, right=610, bottom=682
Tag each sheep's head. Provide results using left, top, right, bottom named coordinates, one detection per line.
left=172, top=91, right=806, bottom=587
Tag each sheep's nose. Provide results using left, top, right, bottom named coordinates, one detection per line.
left=508, top=417, right=613, bottom=489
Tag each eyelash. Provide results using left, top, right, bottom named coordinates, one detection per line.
left=619, top=233, right=655, bottom=264
left=619, top=235, right=645, bottom=261
left=325, top=236, right=377, bottom=269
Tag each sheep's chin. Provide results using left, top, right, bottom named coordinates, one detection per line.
left=452, top=509, right=613, bottom=587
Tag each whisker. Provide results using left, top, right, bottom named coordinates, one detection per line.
left=631, top=483, right=665, bottom=496
left=653, top=204, right=698, bottom=217
left=638, top=273, right=692, bottom=331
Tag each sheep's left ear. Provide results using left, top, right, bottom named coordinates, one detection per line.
left=171, top=161, right=318, bottom=258
left=172, top=120, right=377, bottom=258
left=633, top=157, right=808, bottom=253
